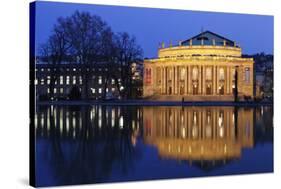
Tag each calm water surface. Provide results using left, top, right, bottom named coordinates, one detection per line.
left=35, top=105, right=273, bottom=187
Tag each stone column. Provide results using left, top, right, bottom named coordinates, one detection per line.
left=184, top=66, right=188, bottom=94
left=175, top=66, right=178, bottom=95
left=229, top=67, right=233, bottom=94
left=163, top=66, right=167, bottom=94
left=172, top=66, right=175, bottom=94
left=226, top=66, right=229, bottom=94
left=198, top=66, right=202, bottom=94
left=213, top=66, right=216, bottom=95
left=188, top=65, right=192, bottom=94
left=160, top=67, right=162, bottom=94
left=217, top=67, right=220, bottom=94
left=202, top=66, right=206, bottom=95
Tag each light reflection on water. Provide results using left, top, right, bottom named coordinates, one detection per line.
left=35, top=105, right=273, bottom=187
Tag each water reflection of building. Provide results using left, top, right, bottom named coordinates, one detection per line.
left=35, top=106, right=142, bottom=142
left=143, top=107, right=254, bottom=161
left=143, top=31, right=254, bottom=101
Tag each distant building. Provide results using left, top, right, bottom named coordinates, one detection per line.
left=143, top=31, right=254, bottom=101
left=35, top=61, right=143, bottom=101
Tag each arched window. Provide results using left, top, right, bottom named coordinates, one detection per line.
left=192, top=67, right=199, bottom=80
left=219, top=68, right=225, bottom=80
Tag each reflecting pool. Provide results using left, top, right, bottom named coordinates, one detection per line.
left=34, top=105, right=273, bottom=187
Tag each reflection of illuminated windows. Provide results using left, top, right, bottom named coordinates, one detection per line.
left=219, top=127, right=224, bottom=138
left=206, top=111, right=211, bottom=124
left=111, top=109, right=115, bottom=127
left=181, top=127, right=186, bottom=138
left=98, top=76, right=102, bottom=84
left=119, top=116, right=124, bottom=129
left=181, top=113, right=184, bottom=124
left=206, top=125, right=212, bottom=138
left=218, top=111, right=224, bottom=138
left=91, top=88, right=95, bottom=94
left=219, top=68, right=225, bottom=80
left=54, top=88, right=57, bottom=94
left=218, top=111, right=224, bottom=127
left=79, top=76, right=82, bottom=84
left=193, top=111, right=197, bottom=125
left=192, top=126, right=198, bottom=138
left=192, top=67, right=199, bottom=80
left=98, top=88, right=102, bottom=94
left=72, top=76, right=76, bottom=84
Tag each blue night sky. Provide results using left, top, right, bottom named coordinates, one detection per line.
left=34, top=1, right=273, bottom=58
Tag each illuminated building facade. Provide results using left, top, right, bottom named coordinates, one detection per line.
left=143, top=31, right=254, bottom=101
left=35, top=63, right=122, bottom=100
left=35, top=62, right=143, bottom=100
left=143, top=106, right=254, bottom=161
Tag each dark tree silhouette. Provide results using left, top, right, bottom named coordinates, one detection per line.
left=38, top=11, right=143, bottom=100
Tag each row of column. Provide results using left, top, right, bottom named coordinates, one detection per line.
left=149, top=108, right=237, bottom=140
left=158, top=65, right=234, bottom=95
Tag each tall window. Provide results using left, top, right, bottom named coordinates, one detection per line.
left=206, top=67, right=212, bottom=80
left=66, top=76, right=70, bottom=85
left=146, top=68, right=152, bottom=84
left=219, top=68, right=225, bottom=80
left=232, top=68, right=236, bottom=81
left=192, top=67, right=199, bottom=80
left=245, top=67, right=250, bottom=84
left=98, top=76, right=102, bottom=84
left=79, top=76, right=82, bottom=85
left=180, top=68, right=186, bottom=80
left=60, top=76, right=63, bottom=85
left=169, top=68, right=172, bottom=80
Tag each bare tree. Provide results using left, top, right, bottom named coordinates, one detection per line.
left=38, top=17, right=71, bottom=99
left=113, top=32, right=143, bottom=98
left=63, top=11, right=113, bottom=99
left=38, top=11, right=143, bottom=100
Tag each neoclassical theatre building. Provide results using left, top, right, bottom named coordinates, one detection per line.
left=143, top=31, right=254, bottom=101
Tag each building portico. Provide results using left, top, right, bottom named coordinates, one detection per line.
left=143, top=31, right=254, bottom=101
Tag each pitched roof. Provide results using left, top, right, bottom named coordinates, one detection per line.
left=181, top=30, right=236, bottom=47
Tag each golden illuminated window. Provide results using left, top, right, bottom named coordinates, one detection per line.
left=245, top=67, right=250, bottom=83
left=206, top=67, right=212, bottom=80
left=180, top=68, right=186, bottom=80
left=232, top=68, right=236, bottom=80
left=192, top=67, right=198, bottom=80
left=169, top=68, right=173, bottom=80
left=219, top=68, right=225, bottom=80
